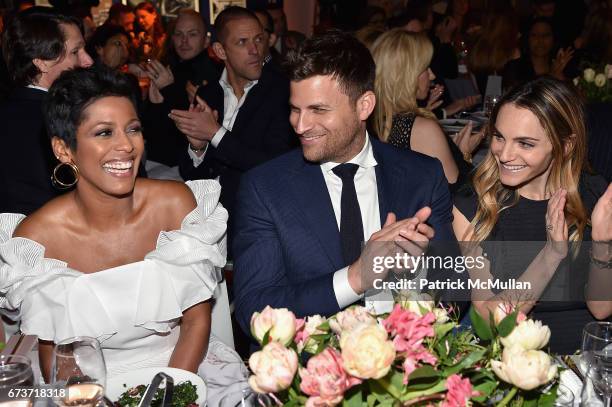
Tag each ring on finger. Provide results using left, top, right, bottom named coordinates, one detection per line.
left=545, top=224, right=553, bottom=232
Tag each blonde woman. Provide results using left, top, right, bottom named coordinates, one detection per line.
left=371, top=29, right=460, bottom=185
left=452, top=77, right=612, bottom=353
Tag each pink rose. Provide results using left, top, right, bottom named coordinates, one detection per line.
left=248, top=342, right=298, bottom=393
left=383, top=304, right=435, bottom=353
left=299, top=348, right=361, bottom=406
left=441, top=374, right=479, bottom=407
left=295, top=315, right=326, bottom=353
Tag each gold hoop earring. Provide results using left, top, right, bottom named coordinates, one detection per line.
left=51, top=162, right=79, bottom=190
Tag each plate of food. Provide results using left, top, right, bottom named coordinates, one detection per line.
left=107, top=367, right=206, bottom=406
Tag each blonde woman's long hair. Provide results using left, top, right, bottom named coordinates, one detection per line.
left=469, top=77, right=588, bottom=248
left=371, top=29, right=435, bottom=141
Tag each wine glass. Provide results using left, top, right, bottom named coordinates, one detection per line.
left=582, top=322, right=612, bottom=407
left=483, top=95, right=500, bottom=118
left=51, top=337, right=106, bottom=407
left=0, top=355, right=35, bottom=406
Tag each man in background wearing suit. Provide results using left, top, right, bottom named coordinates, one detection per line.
left=232, top=30, right=458, bottom=338
left=0, top=8, right=93, bottom=215
left=169, top=6, right=295, bottom=250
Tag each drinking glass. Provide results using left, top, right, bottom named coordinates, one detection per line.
left=0, top=355, right=34, bottom=407
left=582, top=362, right=612, bottom=407
left=582, top=322, right=612, bottom=407
left=218, top=388, right=274, bottom=406
left=51, top=337, right=106, bottom=407
left=483, top=95, right=500, bottom=118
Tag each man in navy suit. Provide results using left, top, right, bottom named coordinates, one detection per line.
left=232, top=30, right=457, bottom=336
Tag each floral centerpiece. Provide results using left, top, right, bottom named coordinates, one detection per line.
left=247, top=297, right=561, bottom=406
left=574, top=64, right=612, bottom=102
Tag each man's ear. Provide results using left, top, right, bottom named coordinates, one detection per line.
left=356, top=90, right=376, bottom=121
left=51, top=137, right=74, bottom=164
left=212, top=41, right=226, bottom=61
left=268, top=32, right=277, bottom=48
left=32, top=58, right=50, bottom=75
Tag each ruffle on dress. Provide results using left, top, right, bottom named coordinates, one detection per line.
left=0, top=180, right=228, bottom=342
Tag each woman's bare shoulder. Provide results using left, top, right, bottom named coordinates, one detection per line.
left=12, top=195, right=73, bottom=244
left=413, top=116, right=445, bottom=135
left=136, top=179, right=197, bottom=229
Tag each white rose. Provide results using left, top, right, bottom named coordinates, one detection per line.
left=584, top=68, right=596, bottom=83
left=250, top=306, right=298, bottom=346
left=605, top=64, right=612, bottom=79
left=500, top=319, right=551, bottom=350
left=329, top=306, right=376, bottom=334
left=492, top=346, right=557, bottom=390
left=594, top=73, right=607, bottom=88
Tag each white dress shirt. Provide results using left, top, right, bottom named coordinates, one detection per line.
left=320, top=133, right=381, bottom=308
left=188, top=68, right=258, bottom=166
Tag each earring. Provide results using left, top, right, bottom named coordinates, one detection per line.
left=51, top=161, right=79, bottom=190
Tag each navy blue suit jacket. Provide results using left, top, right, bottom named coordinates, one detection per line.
left=232, top=137, right=455, bottom=334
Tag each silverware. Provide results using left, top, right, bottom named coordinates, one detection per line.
left=137, top=372, right=174, bottom=407
left=563, top=355, right=585, bottom=383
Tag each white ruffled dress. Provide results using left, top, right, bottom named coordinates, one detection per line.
left=0, top=180, right=249, bottom=404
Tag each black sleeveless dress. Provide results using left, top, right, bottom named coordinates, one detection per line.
left=388, top=112, right=472, bottom=193
left=453, top=174, right=609, bottom=354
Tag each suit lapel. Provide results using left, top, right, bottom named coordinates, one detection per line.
left=230, top=78, right=266, bottom=136
left=372, top=141, right=405, bottom=225
left=288, top=161, right=344, bottom=270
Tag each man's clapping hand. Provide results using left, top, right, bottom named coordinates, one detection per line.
left=168, top=95, right=220, bottom=146
left=347, top=207, right=434, bottom=295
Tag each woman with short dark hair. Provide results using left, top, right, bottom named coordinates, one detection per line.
left=0, top=68, right=241, bottom=400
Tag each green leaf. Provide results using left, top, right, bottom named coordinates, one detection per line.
left=401, top=379, right=447, bottom=401
left=469, top=307, right=494, bottom=341
left=309, top=333, right=331, bottom=341
left=342, top=387, right=363, bottom=407
left=537, top=385, right=558, bottom=407
left=317, top=320, right=330, bottom=331
left=261, top=330, right=271, bottom=346
left=404, top=366, right=440, bottom=391
left=390, top=370, right=405, bottom=390
left=443, top=349, right=486, bottom=376
left=366, top=394, right=377, bottom=407
left=497, top=311, right=518, bottom=338
left=434, top=322, right=455, bottom=339
left=471, top=379, right=498, bottom=402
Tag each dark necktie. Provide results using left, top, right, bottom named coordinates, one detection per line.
left=332, top=163, right=364, bottom=266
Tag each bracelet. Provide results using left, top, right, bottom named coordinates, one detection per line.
left=189, top=143, right=206, bottom=153
left=463, top=151, right=473, bottom=164
left=590, top=249, right=612, bottom=269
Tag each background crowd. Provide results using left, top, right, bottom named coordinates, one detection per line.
left=0, top=0, right=610, bottom=373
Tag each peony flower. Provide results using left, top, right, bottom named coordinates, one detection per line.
left=248, top=342, right=298, bottom=393
left=329, top=306, right=377, bottom=335
left=584, top=68, right=596, bottom=82
left=250, top=306, right=297, bottom=346
left=605, top=64, right=612, bottom=79
left=340, top=323, right=396, bottom=379
left=295, top=315, right=327, bottom=353
left=383, top=304, right=436, bottom=353
left=493, top=303, right=527, bottom=326
left=402, top=348, right=437, bottom=385
left=500, top=319, right=551, bottom=350
left=491, top=346, right=557, bottom=390
left=441, top=374, right=479, bottom=407
left=299, top=348, right=362, bottom=406
left=594, top=73, right=607, bottom=88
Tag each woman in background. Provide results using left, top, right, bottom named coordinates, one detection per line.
left=372, top=29, right=474, bottom=190
left=134, top=1, right=166, bottom=60
left=453, top=77, right=611, bottom=353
